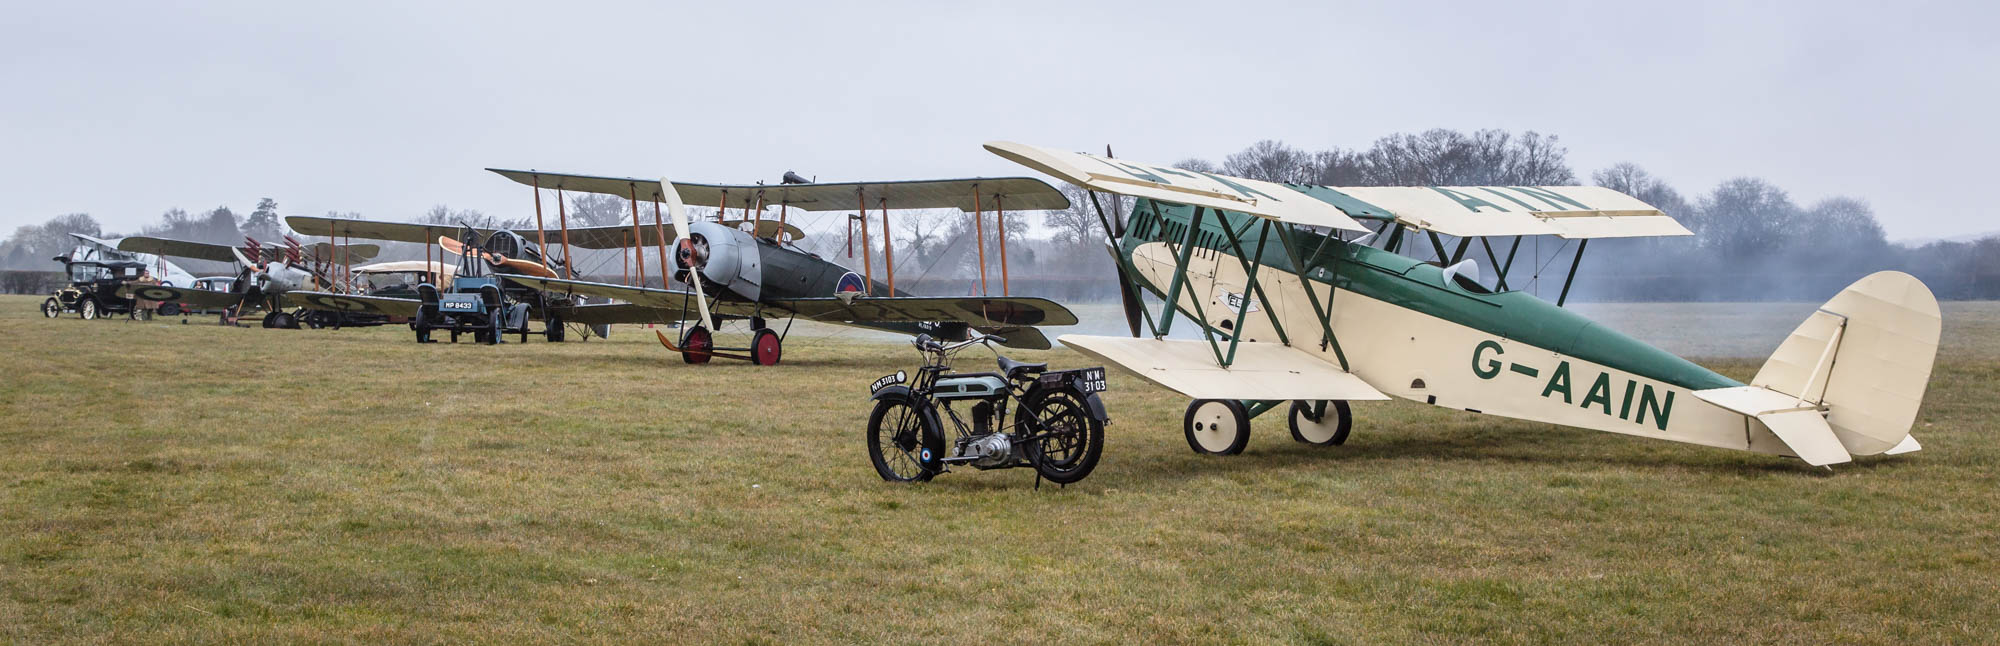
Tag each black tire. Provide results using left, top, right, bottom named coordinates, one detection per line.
left=751, top=329, right=781, bottom=366
left=415, top=323, right=432, bottom=343
left=681, top=326, right=713, bottom=364
left=546, top=317, right=565, bottom=343
left=42, top=298, right=61, bottom=318
left=1020, top=389, right=1104, bottom=484
left=260, top=313, right=276, bottom=328
left=157, top=303, right=180, bottom=317
left=867, top=396, right=942, bottom=482
left=1288, top=400, right=1353, bottom=446
left=1183, top=399, right=1250, bottom=455
left=79, top=299, right=98, bottom=320
left=267, top=312, right=294, bottom=329
left=473, top=328, right=491, bottom=344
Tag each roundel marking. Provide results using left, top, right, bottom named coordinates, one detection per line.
left=835, top=272, right=866, bottom=296
left=132, top=287, right=181, bottom=301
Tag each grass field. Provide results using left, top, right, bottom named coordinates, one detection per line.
left=3, top=294, right=1997, bottom=644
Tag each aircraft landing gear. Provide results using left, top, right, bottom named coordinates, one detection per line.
left=680, top=326, right=713, bottom=364
left=751, top=328, right=782, bottom=366
left=1288, top=400, right=1352, bottom=446
left=1184, top=399, right=1250, bottom=455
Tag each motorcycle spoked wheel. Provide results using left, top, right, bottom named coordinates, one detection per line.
left=1019, top=390, right=1104, bottom=484
left=866, top=397, right=942, bottom=483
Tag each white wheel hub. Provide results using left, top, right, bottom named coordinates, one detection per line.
left=1189, top=401, right=1244, bottom=453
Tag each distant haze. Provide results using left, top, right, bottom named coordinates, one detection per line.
left=1, top=1, right=1993, bottom=241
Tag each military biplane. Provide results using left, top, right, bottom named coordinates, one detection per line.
left=479, top=168, right=1080, bottom=364
left=988, top=141, right=1939, bottom=467
left=112, top=235, right=382, bottom=328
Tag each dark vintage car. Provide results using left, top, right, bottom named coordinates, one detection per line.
left=42, top=259, right=174, bottom=320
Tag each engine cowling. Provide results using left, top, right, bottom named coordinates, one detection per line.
left=677, top=221, right=763, bottom=301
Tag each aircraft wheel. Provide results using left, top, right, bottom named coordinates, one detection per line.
left=1288, top=400, right=1353, bottom=446
left=751, top=329, right=782, bottom=366
left=546, top=317, right=565, bottom=342
left=157, top=303, right=181, bottom=317
left=42, top=298, right=61, bottom=318
left=1184, top=399, right=1250, bottom=455
left=268, top=312, right=295, bottom=329
left=79, top=299, right=98, bottom=320
left=260, top=313, right=276, bottom=328
left=680, top=326, right=713, bottom=364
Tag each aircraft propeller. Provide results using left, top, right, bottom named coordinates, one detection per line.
left=661, top=175, right=715, bottom=331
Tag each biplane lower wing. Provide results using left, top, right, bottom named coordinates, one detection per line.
left=282, top=291, right=425, bottom=317
left=765, top=296, right=1079, bottom=327
left=495, top=275, right=725, bottom=313
left=1060, top=335, right=1388, bottom=401
left=118, top=284, right=243, bottom=308
left=559, top=302, right=681, bottom=326
left=497, top=274, right=1078, bottom=328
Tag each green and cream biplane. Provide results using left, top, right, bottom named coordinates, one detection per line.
left=987, top=141, right=1939, bottom=467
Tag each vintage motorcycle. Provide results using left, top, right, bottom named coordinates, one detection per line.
left=866, top=333, right=1108, bottom=485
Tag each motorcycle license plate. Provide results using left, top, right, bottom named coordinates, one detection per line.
left=1077, top=367, right=1108, bottom=393
left=870, top=370, right=907, bottom=394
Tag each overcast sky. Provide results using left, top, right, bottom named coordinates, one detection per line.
left=2, top=0, right=1992, bottom=241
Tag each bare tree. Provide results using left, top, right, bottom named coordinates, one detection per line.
left=567, top=194, right=630, bottom=228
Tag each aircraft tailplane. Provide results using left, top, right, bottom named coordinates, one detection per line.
left=1696, top=271, right=1941, bottom=463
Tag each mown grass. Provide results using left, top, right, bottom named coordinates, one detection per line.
left=2, top=295, right=1996, bottom=644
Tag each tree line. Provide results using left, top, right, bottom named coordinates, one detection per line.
left=6, top=129, right=1997, bottom=300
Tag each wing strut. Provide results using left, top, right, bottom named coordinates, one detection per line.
left=1556, top=238, right=1591, bottom=307
left=1272, top=222, right=1350, bottom=370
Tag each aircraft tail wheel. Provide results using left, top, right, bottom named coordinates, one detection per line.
left=751, top=329, right=782, bottom=366
left=681, top=326, right=713, bottom=364
left=1288, top=400, right=1353, bottom=446
left=1184, top=399, right=1250, bottom=455
left=42, top=298, right=60, bottom=318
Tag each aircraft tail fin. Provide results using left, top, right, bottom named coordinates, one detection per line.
left=1698, top=271, right=1941, bottom=462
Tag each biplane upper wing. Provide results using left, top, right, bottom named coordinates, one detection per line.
left=984, top=141, right=1369, bottom=232
left=281, top=291, right=426, bottom=317
left=117, top=284, right=245, bottom=308
left=1316, top=185, right=1691, bottom=239
left=1060, top=335, right=1388, bottom=401
left=118, top=235, right=381, bottom=264
left=986, top=141, right=1687, bottom=239
left=285, top=214, right=674, bottom=249
left=486, top=168, right=1070, bottom=213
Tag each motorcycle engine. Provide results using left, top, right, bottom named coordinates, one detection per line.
left=961, top=433, right=1014, bottom=467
